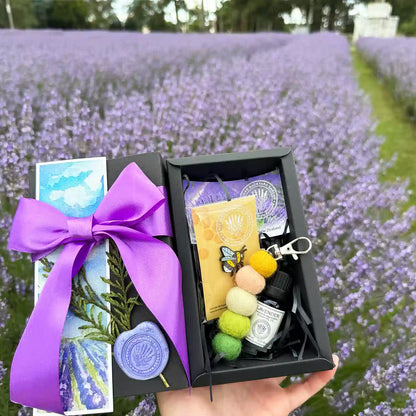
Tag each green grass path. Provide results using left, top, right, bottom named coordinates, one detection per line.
left=306, top=46, right=416, bottom=416
left=352, top=46, right=416, bottom=214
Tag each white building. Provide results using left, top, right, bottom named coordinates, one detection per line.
left=353, top=1, right=399, bottom=42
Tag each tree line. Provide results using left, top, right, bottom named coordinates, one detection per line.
left=1, top=0, right=416, bottom=34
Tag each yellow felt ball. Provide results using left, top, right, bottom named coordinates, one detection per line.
left=218, top=310, right=250, bottom=339
left=249, top=250, right=277, bottom=278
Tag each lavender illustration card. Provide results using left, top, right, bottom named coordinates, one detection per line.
left=33, top=158, right=113, bottom=415
left=183, top=170, right=288, bottom=244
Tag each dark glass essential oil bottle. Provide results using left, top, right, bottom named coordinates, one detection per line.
left=244, top=271, right=293, bottom=354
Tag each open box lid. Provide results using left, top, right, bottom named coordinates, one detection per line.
left=166, top=148, right=334, bottom=387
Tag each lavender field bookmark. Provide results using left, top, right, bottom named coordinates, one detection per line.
left=33, top=157, right=113, bottom=415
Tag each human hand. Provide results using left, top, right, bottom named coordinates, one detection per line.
left=157, top=354, right=339, bottom=416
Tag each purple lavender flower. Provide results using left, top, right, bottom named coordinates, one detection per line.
left=128, top=394, right=157, bottom=416
left=17, top=407, right=32, bottom=416
left=0, top=360, right=6, bottom=385
left=357, top=37, right=416, bottom=116
left=0, top=298, right=9, bottom=331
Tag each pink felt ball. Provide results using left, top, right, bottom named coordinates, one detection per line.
left=235, top=265, right=266, bottom=295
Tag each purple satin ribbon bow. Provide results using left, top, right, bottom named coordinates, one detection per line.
left=8, top=162, right=190, bottom=414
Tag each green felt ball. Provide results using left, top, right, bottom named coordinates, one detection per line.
left=212, top=333, right=242, bottom=360
left=218, top=310, right=250, bottom=339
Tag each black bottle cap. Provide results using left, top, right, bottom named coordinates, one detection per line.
left=264, top=271, right=292, bottom=304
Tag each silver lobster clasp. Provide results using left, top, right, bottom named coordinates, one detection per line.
left=266, top=237, right=312, bottom=261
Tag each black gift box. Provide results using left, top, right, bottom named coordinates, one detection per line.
left=166, top=148, right=334, bottom=387
left=29, top=148, right=333, bottom=401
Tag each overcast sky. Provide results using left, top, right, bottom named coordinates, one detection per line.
left=113, top=0, right=219, bottom=23
left=112, top=0, right=368, bottom=26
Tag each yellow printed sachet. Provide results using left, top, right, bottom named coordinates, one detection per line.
left=192, top=196, right=260, bottom=321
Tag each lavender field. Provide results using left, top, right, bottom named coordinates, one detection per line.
left=356, top=37, right=416, bottom=118
left=1, top=31, right=416, bottom=415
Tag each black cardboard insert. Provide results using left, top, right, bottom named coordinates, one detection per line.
left=166, top=148, right=334, bottom=388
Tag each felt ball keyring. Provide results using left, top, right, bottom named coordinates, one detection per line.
left=213, top=249, right=276, bottom=361
left=213, top=236, right=312, bottom=362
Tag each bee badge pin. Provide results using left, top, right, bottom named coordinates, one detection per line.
left=220, top=245, right=247, bottom=275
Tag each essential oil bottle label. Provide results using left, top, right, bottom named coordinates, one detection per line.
left=245, top=301, right=285, bottom=348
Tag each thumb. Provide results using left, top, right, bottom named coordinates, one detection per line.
left=284, top=354, right=339, bottom=412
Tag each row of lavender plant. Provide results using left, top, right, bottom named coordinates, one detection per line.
left=0, top=212, right=13, bottom=389
left=0, top=30, right=290, bottom=199
left=0, top=297, right=8, bottom=384
left=356, top=37, right=416, bottom=118
left=0, top=31, right=415, bottom=415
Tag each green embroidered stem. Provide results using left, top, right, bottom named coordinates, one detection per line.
left=159, top=373, right=170, bottom=388
left=39, top=240, right=141, bottom=345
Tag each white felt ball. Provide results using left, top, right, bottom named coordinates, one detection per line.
left=226, top=287, right=258, bottom=317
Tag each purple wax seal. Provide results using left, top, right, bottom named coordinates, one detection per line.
left=114, top=321, right=169, bottom=380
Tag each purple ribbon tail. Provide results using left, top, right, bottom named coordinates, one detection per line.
left=10, top=242, right=92, bottom=414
